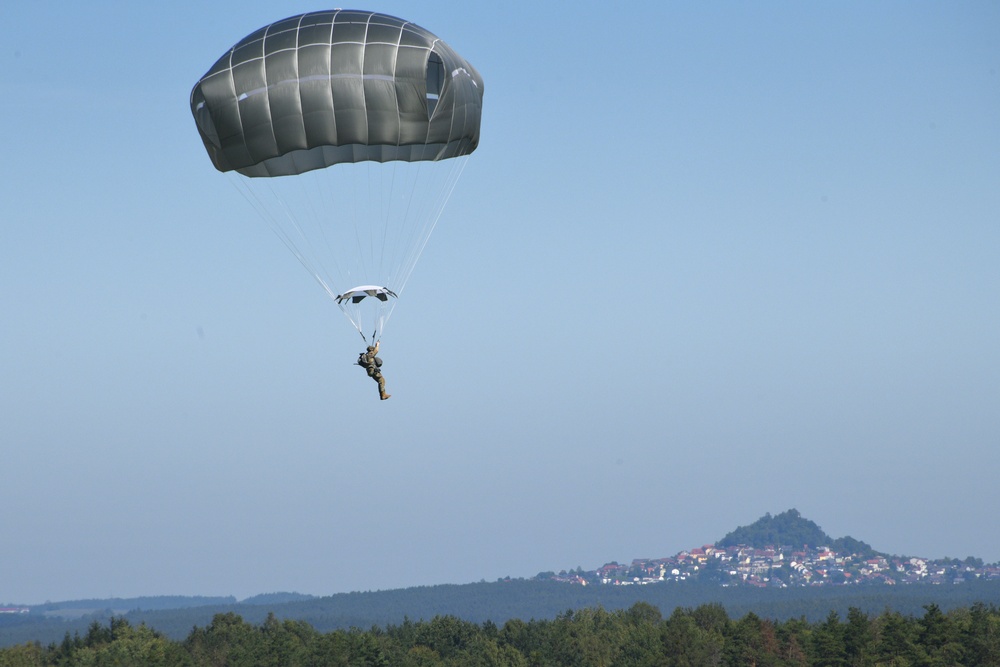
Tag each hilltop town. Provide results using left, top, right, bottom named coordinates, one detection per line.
left=537, top=510, right=1000, bottom=588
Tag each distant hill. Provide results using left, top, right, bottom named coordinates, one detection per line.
left=716, top=509, right=829, bottom=548
left=31, top=596, right=236, bottom=616
left=240, top=592, right=317, bottom=606
left=716, top=508, right=877, bottom=557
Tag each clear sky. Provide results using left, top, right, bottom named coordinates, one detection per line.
left=2, top=2, right=998, bottom=604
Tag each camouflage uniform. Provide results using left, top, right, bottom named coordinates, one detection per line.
left=357, top=343, right=390, bottom=400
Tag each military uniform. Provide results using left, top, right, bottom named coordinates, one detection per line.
left=357, top=343, right=390, bottom=400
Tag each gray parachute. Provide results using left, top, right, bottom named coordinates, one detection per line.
left=190, top=9, right=483, bottom=177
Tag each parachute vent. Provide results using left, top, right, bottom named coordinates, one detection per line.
left=426, top=51, right=445, bottom=117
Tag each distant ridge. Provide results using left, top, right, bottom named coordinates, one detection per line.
left=30, top=596, right=236, bottom=617
left=6, top=578, right=1000, bottom=648
left=241, top=592, right=316, bottom=606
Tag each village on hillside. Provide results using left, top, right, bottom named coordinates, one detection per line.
left=540, top=544, right=1000, bottom=588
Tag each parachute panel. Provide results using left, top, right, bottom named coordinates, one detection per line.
left=299, top=46, right=338, bottom=147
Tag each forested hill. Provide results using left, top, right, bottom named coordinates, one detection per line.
left=5, top=579, right=1000, bottom=648
left=716, top=509, right=876, bottom=557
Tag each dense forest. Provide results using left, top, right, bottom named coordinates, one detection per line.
left=5, top=579, right=1000, bottom=650
left=2, top=600, right=999, bottom=666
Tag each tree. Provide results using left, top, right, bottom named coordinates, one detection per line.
left=691, top=603, right=730, bottom=634
left=962, top=602, right=1000, bottom=666
left=0, top=642, right=46, bottom=667
left=78, top=622, right=186, bottom=667
left=613, top=605, right=662, bottom=667
left=843, top=606, right=873, bottom=665
left=259, top=614, right=319, bottom=667
left=661, top=607, right=724, bottom=667
left=341, top=630, right=391, bottom=667
left=775, top=617, right=810, bottom=667
left=917, top=604, right=963, bottom=666
left=872, top=610, right=919, bottom=666
left=548, top=608, right=616, bottom=667
left=303, top=630, right=354, bottom=667
left=831, top=536, right=876, bottom=559
left=809, top=611, right=847, bottom=667
left=412, top=615, right=480, bottom=661
left=724, top=612, right=782, bottom=667
left=625, top=602, right=662, bottom=626
left=183, top=612, right=266, bottom=667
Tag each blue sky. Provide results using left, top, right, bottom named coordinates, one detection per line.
left=2, top=1, right=998, bottom=604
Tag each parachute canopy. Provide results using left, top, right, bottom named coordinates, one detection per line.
left=336, top=285, right=398, bottom=305
left=190, top=10, right=483, bottom=345
left=190, top=9, right=484, bottom=177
